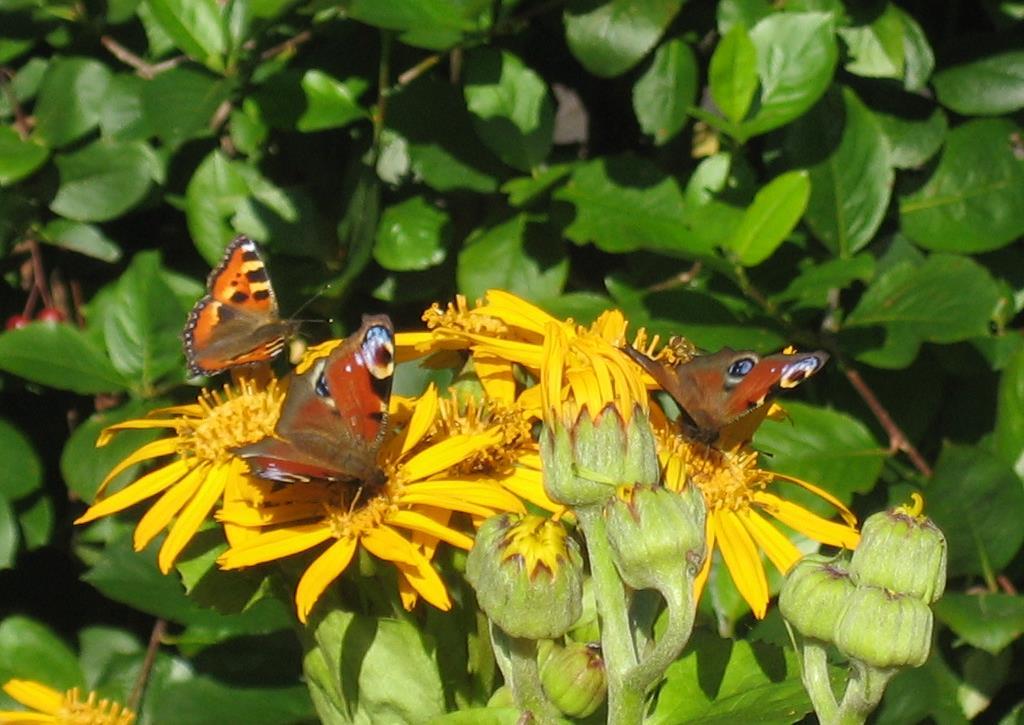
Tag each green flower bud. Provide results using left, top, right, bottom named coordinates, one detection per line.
left=779, top=554, right=856, bottom=643
left=466, top=514, right=583, bottom=639
left=604, top=483, right=706, bottom=592
left=539, top=642, right=607, bottom=718
left=849, top=499, right=947, bottom=603
left=834, top=586, right=933, bottom=669
left=541, top=404, right=659, bottom=507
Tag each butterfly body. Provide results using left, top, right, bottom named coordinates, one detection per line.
left=183, top=236, right=295, bottom=377
left=236, top=315, right=395, bottom=485
left=626, top=345, right=828, bottom=444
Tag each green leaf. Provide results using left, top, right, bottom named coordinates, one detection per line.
left=18, top=495, right=53, bottom=550
left=709, top=24, right=758, bottom=124
left=933, top=50, right=1024, bottom=116
left=339, top=0, right=489, bottom=50
left=900, top=118, right=1024, bottom=253
left=33, top=56, right=112, bottom=147
left=844, top=254, right=1001, bottom=368
left=79, top=626, right=143, bottom=689
left=0, top=495, right=16, bottom=569
left=50, top=140, right=156, bottom=222
left=927, top=443, right=1024, bottom=578
left=564, top=0, right=684, bottom=77
left=555, top=153, right=710, bottom=254
left=307, top=609, right=445, bottom=724
left=871, top=98, right=947, bottom=170
left=772, top=253, right=874, bottom=309
left=145, top=0, right=226, bottom=71
left=0, top=322, right=127, bottom=393
left=0, top=57, right=47, bottom=118
left=755, top=401, right=886, bottom=512
left=374, top=196, right=450, bottom=271
left=895, top=7, right=934, bottom=91
left=457, top=214, right=568, bottom=302
left=99, top=73, right=152, bottom=142
left=142, top=67, right=233, bottom=148
left=185, top=149, right=252, bottom=262
left=149, top=676, right=313, bottom=725
left=429, top=709, right=521, bottom=725
left=736, top=12, right=838, bottom=140
left=463, top=48, right=554, bottom=173
left=717, top=0, right=772, bottom=33
left=648, top=632, right=814, bottom=724
left=726, top=170, right=809, bottom=265
left=632, top=37, right=698, bottom=145
left=838, top=3, right=905, bottom=81
left=502, top=164, right=571, bottom=207
left=994, top=347, right=1024, bottom=478
left=0, top=125, right=48, bottom=185
left=296, top=70, right=369, bottom=132
left=0, top=418, right=41, bottom=500
left=385, top=77, right=503, bottom=193
left=786, top=86, right=891, bottom=257
left=934, top=593, right=1024, bottom=655
left=103, top=251, right=190, bottom=390
left=0, top=616, right=84, bottom=689
left=40, top=219, right=122, bottom=262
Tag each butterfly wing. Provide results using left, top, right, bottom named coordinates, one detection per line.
left=183, top=236, right=294, bottom=376
left=236, top=315, right=395, bottom=484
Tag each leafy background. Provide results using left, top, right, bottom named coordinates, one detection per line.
left=1, top=0, right=1023, bottom=722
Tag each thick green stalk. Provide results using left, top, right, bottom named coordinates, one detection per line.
left=576, top=505, right=645, bottom=725
left=801, top=640, right=839, bottom=725
left=490, top=624, right=561, bottom=723
left=627, top=581, right=695, bottom=692
left=836, top=661, right=894, bottom=725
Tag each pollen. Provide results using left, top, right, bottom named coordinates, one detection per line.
left=324, top=487, right=394, bottom=539
left=176, top=378, right=284, bottom=463
left=686, top=446, right=773, bottom=512
left=435, top=393, right=533, bottom=473
left=60, top=687, right=136, bottom=725
left=423, top=295, right=508, bottom=335
left=630, top=329, right=697, bottom=365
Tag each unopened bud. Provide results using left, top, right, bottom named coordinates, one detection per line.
left=604, top=483, right=706, bottom=592
left=779, top=554, right=855, bottom=643
left=849, top=501, right=946, bottom=603
left=466, top=514, right=583, bottom=639
left=539, top=642, right=607, bottom=718
left=834, top=586, right=933, bottom=669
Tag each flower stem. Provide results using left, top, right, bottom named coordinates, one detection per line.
left=576, top=505, right=645, bottom=725
left=627, top=580, right=695, bottom=692
left=490, top=624, right=561, bottom=723
left=835, top=662, right=894, bottom=725
left=801, top=640, right=839, bottom=725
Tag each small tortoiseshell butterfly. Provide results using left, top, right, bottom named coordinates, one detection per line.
left=236, top=315, right=395, bottom=485
left=183, top=236, right=296, bottom=377
left=625, top=345, right=828, bottom=444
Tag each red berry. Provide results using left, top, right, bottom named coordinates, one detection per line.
left=5, top=314, right=30, bottom=330
left=36, top=307, right=64, bottom=323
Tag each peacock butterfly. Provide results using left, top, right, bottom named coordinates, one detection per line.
left=235, top=314, right=395, bottom=485
left=183, top=236, right=296, bottom=377
left=625, top=344, right=828, bottom=444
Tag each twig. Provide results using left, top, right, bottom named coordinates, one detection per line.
left=396, top=53, right=441, bottom=87
left=101, top=35, right=184, bottom=79
left=259, top=29, right=313, bottom=61
left=645, top=261, right=703, bottom=293
left=28, top=240, right=54, bottom=309
left=127, top=618, right=166, bottom=713
left=372, top=32, right=392, bottom=144
left=843, top=366, right=933, bottom=477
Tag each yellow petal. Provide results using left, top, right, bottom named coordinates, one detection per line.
left=217, top=501, right=325, bottom=527
left=402, top=480, right=524, bottom=512
left=474, top=354, right=517, bottom=403
left=361, top=524, right=422, bottom=567
left=2, top=680, right=63, bottom=714
left=737, top=508, right=803, bottom=575
left=489, top=468, right=559, bottom=512
left=95, top=417, right=180, bottom=447
left=693, top=516, right=715, bottom=606
left=295, top=536, right=357, bottom=623
left=771, top=473, right=858, bottom=526
left=94, top=437, right=181, bottom=497
left=394, top=558, right=452, bottom=611
left=75, top=458, right=191, bottom=524
left=714, top=508, right=769, bottom=618
left=541, top=322, right=566, bottom=421
left=157, top=462, right=230, bottom=572
left=400, top=432, right=501, bottom=482
left=400, top=384, right=439, bottom=457
left=479, top=290, right=555, bottom=334
left=132, top=462, right=209, bottom=551
left=0, top=713, right=54, bottom=722
left=388, top=510, right=474, bottom=549
left=754, top=492, right=861, bottom=550
left=467, top=336, right=545, bottom=369
left=218, top=523, right=333, bottom=569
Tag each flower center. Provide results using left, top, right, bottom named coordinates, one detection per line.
left=423, top=295, right=508, bottom=335
left=435, top=395, right=533, bottom=473
left=501, top=515, right=570, bottom=578
left=177, top=378, right=283, bottom=463
left=686, top=446, right=772, bottom=512
left=323, top=484, right=396, bottom=539
left=59, top=688, right=135, bottom=725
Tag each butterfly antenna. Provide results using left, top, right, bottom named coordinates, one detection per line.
left=286, top=280, right=335, bottom=324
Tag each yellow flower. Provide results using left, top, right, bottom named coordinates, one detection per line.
left=217, top=384, right=532, bottom=622
left=656, top=423, right=860, bottom=618
left=75, top=375, right=284, bottom=573
left=0, top=679, right=134, bottom=725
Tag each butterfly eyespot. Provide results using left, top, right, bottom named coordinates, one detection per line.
left=363, top=326, right=395, bottom=380
left=727, top=357, right=757, bottom=379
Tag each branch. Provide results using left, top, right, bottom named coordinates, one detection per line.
left=127, top=618, right=166, bottom=713
left=101, top=35, right=184, bottom=79
left=259, top=29, right=313, bottom=61
left=843, top=366, right=933, bottom=477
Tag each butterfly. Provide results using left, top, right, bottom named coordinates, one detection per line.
left=625, top=345, right=829, bottom=444
left=235, top=314, right=395, bottom=485
left=183, top=236, right=296, bottom=377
